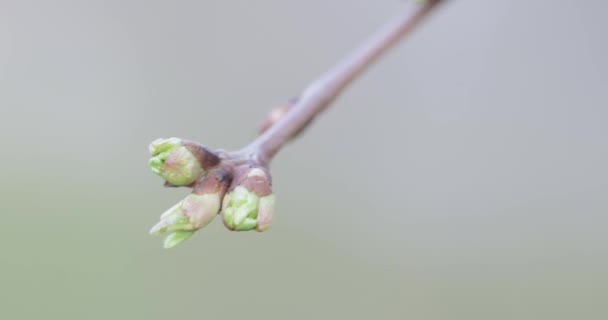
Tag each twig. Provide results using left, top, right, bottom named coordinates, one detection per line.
left=147, top=0, right=445, bottom=247
left=246, top=0, right=444, bottom=165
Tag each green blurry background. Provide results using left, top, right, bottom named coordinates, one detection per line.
left=1, top=1, right=607, bottom=319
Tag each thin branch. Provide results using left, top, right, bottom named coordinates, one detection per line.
left=147, top=1, right=446, bottom=247
left=246, top=0, right=444, bottom=164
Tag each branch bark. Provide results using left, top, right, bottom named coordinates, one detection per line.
left=245, top=0, right=444, bottom=165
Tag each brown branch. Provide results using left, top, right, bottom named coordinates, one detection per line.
left=245, top=0, right=444, bottom=165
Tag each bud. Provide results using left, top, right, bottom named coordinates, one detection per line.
left=222, top=168, right=275, bottom=232
left=258, top=103, right=291, bottom=135
left=150, top=168, right=231, bottom=249
left=256, top=97, right=310, bottom=139
left=148, top=138, right=219, bottom=186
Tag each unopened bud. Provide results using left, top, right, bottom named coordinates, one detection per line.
left=150, top=168, right=231, bottom=249
left=257, top=97, right=311, bottom=139
left=258, top=103, right=291, bottom=135
left=222, top=168, right=275, bottom=232
left=148, top=138, right=219, bottom=186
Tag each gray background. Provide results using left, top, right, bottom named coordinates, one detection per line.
left=1, top=0, right=606, bottom=319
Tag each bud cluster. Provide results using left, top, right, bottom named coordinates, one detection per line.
left=148, top=138, right=275, bottom=248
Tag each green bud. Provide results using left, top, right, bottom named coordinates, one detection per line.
left=150, top=193, right=222, bottom=249
left=148, top=138, right=205, bottom=186
left=222, top=168, right=275, bottom=232
left=222, top=186, right=259, bottom=231
left=149, top=201, right=193, bottom=235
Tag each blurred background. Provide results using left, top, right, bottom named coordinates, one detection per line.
left=1, top=0, right=607, bottom=319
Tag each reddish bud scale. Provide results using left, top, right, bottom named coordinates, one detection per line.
left=239, top=175, right=272, bottom=197
left=182, top=140, right=220, bottom=170
left=192, top=167, right=232, bottom=195
left=230, top=166, right=272, bottom=197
